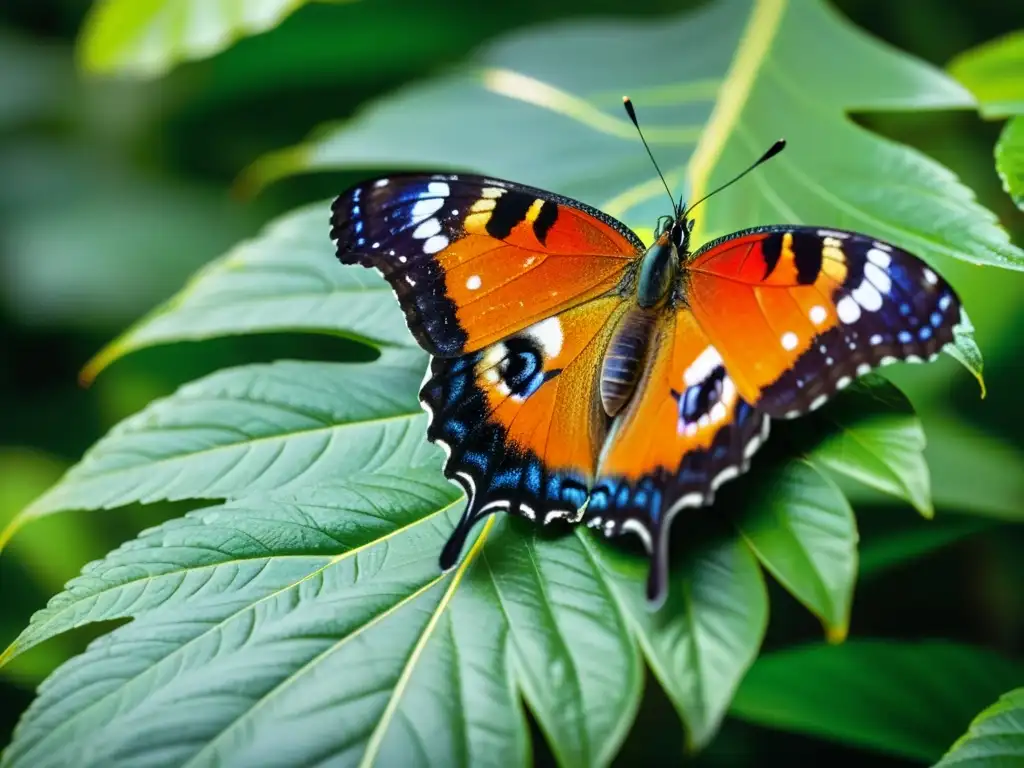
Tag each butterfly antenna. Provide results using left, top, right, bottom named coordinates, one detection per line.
left=623, top=96, right=678, bottom=217
left=684, top=139, right=786, bottom=216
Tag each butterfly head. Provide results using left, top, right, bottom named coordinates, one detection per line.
left=638, top=217, right=690, bottom=308
left=623, top=95, right=785, bottom=268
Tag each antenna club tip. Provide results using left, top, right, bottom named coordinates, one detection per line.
left=622, top=96, right=638, bottom=126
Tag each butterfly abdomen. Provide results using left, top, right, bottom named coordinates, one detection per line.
left=601, top=308, right=657, bottom=417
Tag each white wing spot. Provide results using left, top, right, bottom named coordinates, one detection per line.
left=423, top=235, right=449, bottom=254
left=852, top=281, right=883, bottom=312
left=374, top=178, right=389, bottom=188
left=412, top=218, right=441, bottom=239
left=525, top=316, right=563, bottom=358
left=870, top=334, right=883, bottom=345
left=781, top=331, right=799, bottom=351
left=836, top=296, right=861, bottom=323
left=866, top=247, right=892, bottom=268
left=809, top=305, right=827, bottom=325
left=856, top=363, right=871, bottom=375
left=684, top=346, right=724, bottom=387
left=427, top=181, right=450, bottom=196
left=411, top=197, right=444, bottom=222
left=836, top=376, right=852, bottom=389
left=466, top=275, right=482, bottom=291
left=864, top=261, right=892, bottom=294
left=924, top=268, right=938, bottom=285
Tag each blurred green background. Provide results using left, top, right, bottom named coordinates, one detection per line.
left=0, top=0, right=1021, bottom=762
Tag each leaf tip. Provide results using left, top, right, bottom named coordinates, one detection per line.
left=235, top=145, right=312, bottom=200
left=79, top=343, right=122, bottom=387
left=0, top=641, right=18, bottom=670
left=0, top=516, right=18, bottom=555
left=825, top=623, right=848, bottom=645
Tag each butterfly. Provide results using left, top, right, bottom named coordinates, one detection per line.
left=329, top=99, right=962, bottom=605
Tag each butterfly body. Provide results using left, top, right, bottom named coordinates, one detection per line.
left=331, top=170, right=962, bottom=604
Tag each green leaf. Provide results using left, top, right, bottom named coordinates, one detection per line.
left=77, top=0, right=355, bottom=78
left=736, top=461, right=856, bottom=642
left=81, top=202, right=413, bottom=383
left=937, top=687, right=1024, bottom=767
left=948, top=31, right=1024, bottom=213
left=1, top=351, right=435, bottom=550
left=803, top=376, right=933, bottom=518
left=944, top=308, right=986, bottom=398
left=1, top=473, right=644, bottom=767
left=589, top=534, right=767, bottom=751
left=996, top=117, right=1024, bottom=211
left=731, top=640, right=1024, bottom=763
left=948, top=30, right=1024, bottom=118
left=247, top=0, right=1022, bottom=282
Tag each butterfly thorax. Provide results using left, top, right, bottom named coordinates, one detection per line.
left=636, top=235, right=679, bottom=308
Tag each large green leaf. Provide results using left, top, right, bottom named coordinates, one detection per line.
left=81, top=202, right=413, bottom=383
left=4, top=356, right=937, bottom=765
left=996, top=117, right=1024, bottom=211
left=730, top=640, right=1024, bottom=763
left=0, top=351, right=434, bottom=549
left=937, top=687, right=1024, bottom=767
left=736, top=460, right=856, bottom=641
left=948, top=30, right=1024, bottom=119
left=77, top=0, right=355, bottom=78
left=0, top=473, right=651, bottom=767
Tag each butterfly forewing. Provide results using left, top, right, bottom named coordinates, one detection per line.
left=331, top=174, right=641, bottom=358
left=685, top=226, right=962, bottom=418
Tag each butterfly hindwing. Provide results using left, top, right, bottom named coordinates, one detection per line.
left=421, top=297, right=627, bottom=568
left=685, top=226, right=962, bottom=418
left=587, top=308, right=768, bottom=604
left=331, top=174, right=641, bottom=358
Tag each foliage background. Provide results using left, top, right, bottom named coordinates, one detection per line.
left=0, top=0, right=1021, bottom=764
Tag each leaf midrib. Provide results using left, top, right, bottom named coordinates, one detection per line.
left=687, top=0, right=788, bottom=244
left=358, top=516, right=497, bottom=768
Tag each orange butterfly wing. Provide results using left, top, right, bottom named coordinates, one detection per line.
left=331, top=174, right=641, bottom=357
left=421, top=297, right=628, bottom=567
left=587, top=307, right=768, bottom=602
left=685, top=227, right=962, bottom=417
